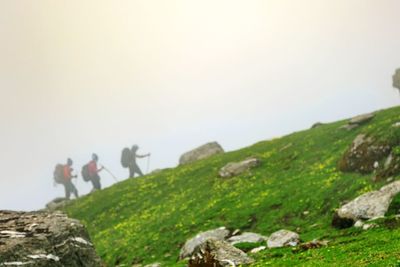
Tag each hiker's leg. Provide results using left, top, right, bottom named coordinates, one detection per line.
left=64, top=183, right=71, bottom=200
left=71, top=183, right=79, bottom=198
left=93, top=175, right=101, bottom=190
left=129, top=165, right=135, bottom=178
left=134, top=164, right=143, bottom=177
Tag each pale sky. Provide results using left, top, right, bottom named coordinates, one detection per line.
left=0, top=0, right=399, bottom=211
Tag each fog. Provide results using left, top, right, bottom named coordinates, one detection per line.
left=0, top=0, right=399, bottom=210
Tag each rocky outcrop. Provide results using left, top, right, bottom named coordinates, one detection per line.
left=0, top=210, right=102, bottom=266
left=338, top=134, right=391, bottom=174
left=179, top=227, right=230, bottom=260
left=188, top=239, right=254, bottom=267
left=219, top=158, right=260, bottom=178
left=340, top=113, right=375, bottom=130
left=179, top=142, right=224, bottom=165
left=267, top=230, right=300, bottom=248
left=227, top=232, right=267, bottom=245
left=45, top=198, right=71, bottom=212
left=393, top=68, right=400, bottom=89
left=332, top=181, right=400, bottom=228
left=311, top=122, right=324, bottom=129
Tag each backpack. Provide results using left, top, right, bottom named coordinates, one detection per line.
left=121, top=147, right=133, bottom=168
left=81, top=164, right=91, bottom=182
left=53, top=164, right=65, bottom=184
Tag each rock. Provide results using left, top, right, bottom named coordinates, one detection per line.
left=393, top=122, right=400, bottom=128
left=311, top=122, right=324, bottom=129
left=188, top=239, right=254, bottom=267
left=393, top=68, right=400, bottom=89
left=219, top=158, right=260, bottom=178
left=144, top=263, right=161, bottom=267
left=227, top=232, right=267, bottom=245
left=0, top=210, right=102, bottom=267
left=354, top=220, right=364, bottom=228
left=340, top=124, right=360, bottom=131
left=385, top=154, right=394, bottom=170
left=267, top=230, right=300, bottom=248
left=179, top=142, right=224, bottom=165
left=333, top=181, right=400, bottom=228
left=45, top=198, right=71, bottom=212
left=298, top=240, right=328, bottom=251
left=179, top=227, right=230, bottom=260
left=249, top=246, right=267, bottom=254
left=338, top=134, right=391, bottom=174
left=349, top=113, right=375, bottom=125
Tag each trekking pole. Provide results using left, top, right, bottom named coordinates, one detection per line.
left=146, top=155, right=151, bottom=174
left=102, top=165, right=119, bottom=182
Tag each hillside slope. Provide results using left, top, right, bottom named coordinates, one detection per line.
left=64, top=106, right=400, bottom=266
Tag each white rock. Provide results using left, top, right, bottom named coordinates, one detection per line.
left=179, top=227, right=230, bottom=259
left=219, top=158, right=260, bottom=178
left=250, top=246, right=267, bottom=254
left=354, top=220, right=364, bottom=228
left=267, top=230, right=300, bottom=248
left=179, top=142, right=224, bottom=165
left=337, top=181, right=400, bottom=221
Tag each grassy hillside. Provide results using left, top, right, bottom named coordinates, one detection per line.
left=64, top=106, right=400, bottom=266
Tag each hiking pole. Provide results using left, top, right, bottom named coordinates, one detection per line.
left=102, top=165, right=119, bottom=182
left=146, top=155, right=151, bottom=174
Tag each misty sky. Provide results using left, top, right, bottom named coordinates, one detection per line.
left=1, top=0, right=399, bottom=211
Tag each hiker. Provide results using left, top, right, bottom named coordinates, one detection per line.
left=121, top=145, right=150, bottom=178
left=88, top=153, right=104, bottom=191
left=62, top=158, right=79, bottom=199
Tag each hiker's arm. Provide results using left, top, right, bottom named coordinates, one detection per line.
left=136, top=153, right=151, bottom=158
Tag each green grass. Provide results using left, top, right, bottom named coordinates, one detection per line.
left=64, top=106, right=400, bottom=266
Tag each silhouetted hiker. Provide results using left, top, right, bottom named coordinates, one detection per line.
left=54, top=158, right=79, bottom=200
left=87, top=153, right=104, bottom=191
left=121, top=145, right=150, bottom=178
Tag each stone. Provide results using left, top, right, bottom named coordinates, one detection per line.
left=348, top=113, right=375, bottom=125
left=311, top=122, right=324, bottom=129
left=45, top=198, right=71, bottom=212
left=298, top=240, right=328, bottom=251
left=144, top=263, right=161, bottom=267
left=393, top=68, right=400, bottom=89
left=219, top=158, right=260, bottom=178
left=393, top=122, right=400, bottom=128
left=354, top=220, right=364, bottom=228
left=227, top=232, right=267, bottom=245
left=179, top=142, right=224, bottom=165
left=267, top=230, right=300, bottom=248
left=340, top=124, right=360, bottom=131
left=0, top=210, right=103, bottom=267
left=338, top=134, right=391, bottom=174
left=333, top=181, right=400, bottom=228
left=179, top=227, right=230, bottom=260
left=249, top=246, right=267, bottom=254
left=188, top=239, right=254, bottom=267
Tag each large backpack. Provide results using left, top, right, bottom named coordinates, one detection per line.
left=81, top=164, right=91, bottom=182
left=53, top=164, right=65, bottom=184
left=121, top=147, right=133, bottom=168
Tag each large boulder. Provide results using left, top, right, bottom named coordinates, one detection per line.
left=179, top=227, right=230, bottom=260
left=219, top=158, right=260, bottom=178
left=188, top=239, right=254, bottom=267
left=267, top=230, right=300, bottom=248
left=348, top=113, right=375, bottom=125
left=393, top=68, right=400, bottom=89
left=338, top=134, right=391, bottom=174
left=179, top=142, right=224, bottom=165
left=333, top=181, right=400, bottom=228
left=227, top=232, right=267, bottom=245
left=0, top=210, right=102, bottom=266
